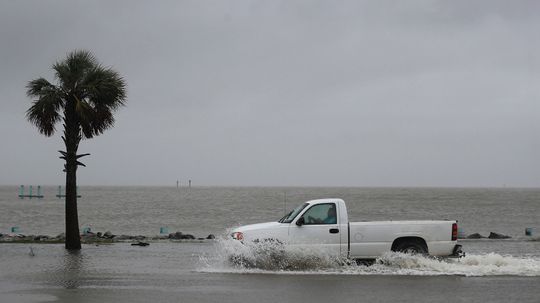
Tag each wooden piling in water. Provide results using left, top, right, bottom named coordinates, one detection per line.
left=18, top=185, right=44, bottom=198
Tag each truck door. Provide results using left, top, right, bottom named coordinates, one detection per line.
left=288, top=203, right=342, bottom=256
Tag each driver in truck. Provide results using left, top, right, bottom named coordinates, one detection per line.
left=323, top=205, right=337, bottom=224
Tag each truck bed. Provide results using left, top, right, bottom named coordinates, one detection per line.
left=348, top=220, right=456, bottom=259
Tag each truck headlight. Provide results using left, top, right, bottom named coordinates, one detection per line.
left=231, top=232, right=244, bottom=241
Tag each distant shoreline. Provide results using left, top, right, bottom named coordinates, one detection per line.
left=1, top=185, right=539, bottom=189
left=0, top=232, right=216, bottom=244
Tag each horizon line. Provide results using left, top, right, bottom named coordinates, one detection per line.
left=2, top=184, right=539, bottom=189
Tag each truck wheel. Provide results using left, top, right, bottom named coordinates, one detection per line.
left=394, top=241, right=427, bottom=255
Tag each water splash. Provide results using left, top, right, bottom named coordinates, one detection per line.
left=198, top=238, right=540, bottom=276
left=198, top=236, right=350, bottom=272
left=363, top=252, right=540, bottom=276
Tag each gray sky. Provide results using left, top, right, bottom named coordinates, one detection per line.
left=1, top=0, right=539, bottom=187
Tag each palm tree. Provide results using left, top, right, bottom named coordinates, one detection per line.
left=26, top=50, right=126, bottom=250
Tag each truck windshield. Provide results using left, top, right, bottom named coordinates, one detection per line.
left=278, top=203, right=308, bottom=223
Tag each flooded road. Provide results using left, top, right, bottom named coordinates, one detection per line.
left=1, top=239, right=539, bottom=303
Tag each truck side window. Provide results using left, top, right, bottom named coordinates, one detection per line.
left=301, top=203, right=337, bottom=225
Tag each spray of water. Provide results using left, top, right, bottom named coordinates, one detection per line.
left=198, top=237, right=540, bottom=276
left=366, top=252, right=540, bottom=276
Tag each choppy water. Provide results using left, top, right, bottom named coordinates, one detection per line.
left=1, top=186, right=539, bottom=302
left=1, top=186, right=539, bottom=238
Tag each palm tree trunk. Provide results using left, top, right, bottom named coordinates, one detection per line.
left=64, top=101, right=81, bottom=250
left=65, top=155, right=81, bottom=250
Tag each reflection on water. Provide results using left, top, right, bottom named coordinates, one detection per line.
left=51, top=250, right=85, bottom=289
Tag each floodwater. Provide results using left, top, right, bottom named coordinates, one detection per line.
left=1, top=240, right=540, bottom=303
left=1, top=186, right=539, bottom=302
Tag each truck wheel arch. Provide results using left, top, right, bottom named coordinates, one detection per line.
left=391, top=237, right=428, bottom=254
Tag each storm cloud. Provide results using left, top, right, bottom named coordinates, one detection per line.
left=1, top=0, right=539, bottom=186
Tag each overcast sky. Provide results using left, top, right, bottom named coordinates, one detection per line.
left=1, top=0, right=539, bottom=187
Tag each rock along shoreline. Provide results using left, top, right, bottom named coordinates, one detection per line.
left=0, top=231, right=216, bottom=244
left=3, top=230, right=536, bottom=244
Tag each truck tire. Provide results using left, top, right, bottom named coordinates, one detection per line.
left=394, top=241, right=427, bottom=255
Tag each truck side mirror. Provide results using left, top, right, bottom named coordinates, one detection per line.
left=296, top=217, right=305, bottom=226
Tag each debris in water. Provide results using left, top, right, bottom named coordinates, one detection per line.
left=131, top=241, right=149, bottom=246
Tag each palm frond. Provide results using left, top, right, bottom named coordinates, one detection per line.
left=26, top=78, right=58, bottom=99
left=27, top=50, right=126, bottom=139
left=26, top=79, right=64, bottom=136
left=75, top=96, right=97, bottom=138
left=91, top=106, right=115, bottom=134
left=66, top=50, right=96, bottom=73
left=81, top=66, right=127, bottom=110
left=74, top=96, right=93, bottom=120
left=79, top=104, right=115, bottom=139
left=53, top=50, right=96, bottom=90
left=26, top=93, right=63, bottom=137
left=76, top=63, right=126, bottom=139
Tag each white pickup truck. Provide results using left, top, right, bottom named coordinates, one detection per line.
left=231, top=198, right=463, bottom=260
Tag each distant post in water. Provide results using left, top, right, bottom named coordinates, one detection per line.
left=18, top=185, right=44, bottom=198
left=56, top=185, right=81, bottom=198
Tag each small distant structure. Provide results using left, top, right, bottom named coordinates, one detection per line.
left=56, top=185, right=81, bottom=198
left=189, top=180, right=192, bottom=188
left=18, top=185, right=44, bottom=198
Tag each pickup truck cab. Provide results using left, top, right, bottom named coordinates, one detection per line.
left=231, top=198, right=463, bottom=260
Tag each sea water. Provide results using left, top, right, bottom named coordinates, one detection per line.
left=1, top=186, right=539, bottom=238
